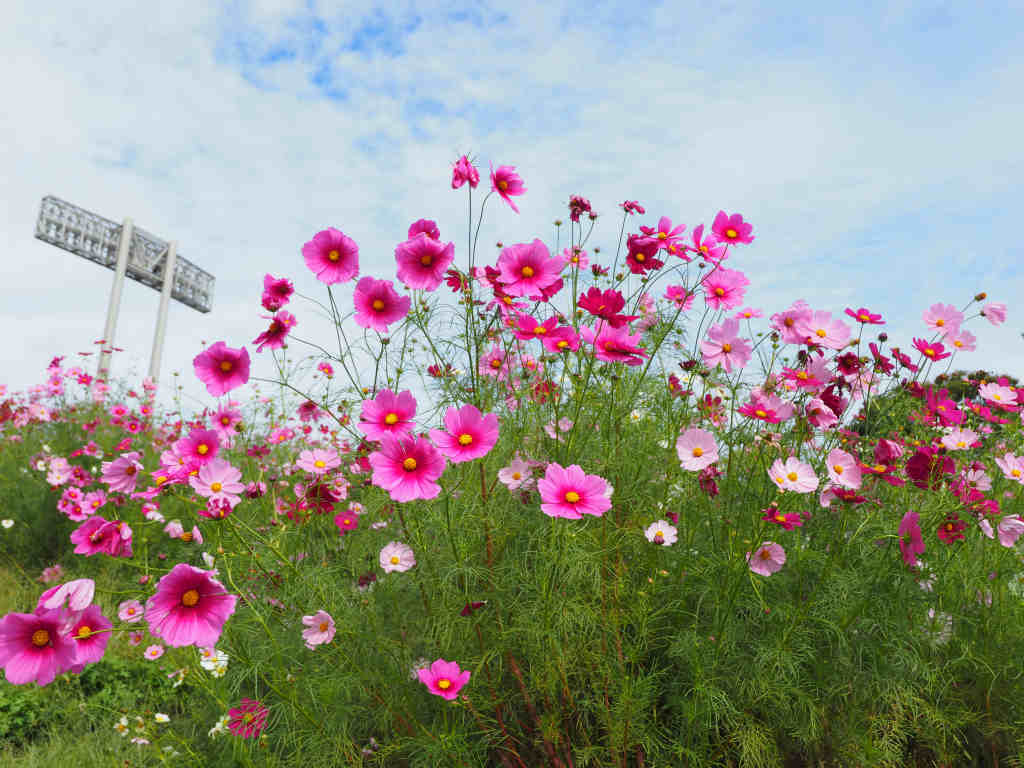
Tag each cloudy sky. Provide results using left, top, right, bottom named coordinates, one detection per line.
left=2, top=0, right=1022, bottom=417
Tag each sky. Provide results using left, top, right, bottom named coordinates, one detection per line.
left=2, top=0, right=1022, bottom=420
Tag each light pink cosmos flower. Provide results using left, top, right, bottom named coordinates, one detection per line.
left=0, top=608, right=77, bottom=685
left=794, top=310, right=851, bottom=350
left=429, top=405, right=500, bottom=463
left=418, top=658, right=471, bottom=700
left=949, top=330, right=976, bottom=352
left=301, top=610, right=336, bottom=650
left=676, top=428, right=719, bottom=471
left=940, top=428, right=979, bottom=451
left=296, top=449, right=341, bottom=475
left=825, top=449, right=861, bottom=490
left=189, top=458, right=245, bottom=509
left=118, top=600, right=144, bottom=623
left=537, top=463, right=612, bottom=519
left=359, top=389, right=417, bottom=441
left=644, top=520, right=678, bottom=546
left=702, top=267, right=750, bottom=310
left=747, top=542, right=785, bottom=576
left=302, top=228, right=359, bottom=284
left=144, top=564, right=237, bottom=648
left=978, top=382, right=1017, bottom=407
left=922, top=302, right=964, bottom=337
left=701, top=318, right=752, bottom=373
left=368, top=435, right=446, bottom=503
left=38, top=578, right=95, bottom=615
left=981, top=302, right=1007, bottom=326
left=806, top=397, right=839, bottom=428
left=580, top=324, right=649, bottom=366
left=771, top=301, right=814, bottom=344
left=711, top=211, right=754, bottom=245
left=478, top=343, right=512, bottom=380
left=997, top=516, right=1024, bottom=547
left=664, top=285, right=695, bottom=312
left=395, top=233, right=455, bottom=291
left=994, top=453, right=1024, bottom=483
left=452, top=155, right=479, bottom=189
left=769, top=457, right=819, bottom=493
left=193, top=342, right=250, bottom=397
left=353, top=277, right=411, bottom=333
left=102, top=451, right=143, bottom=494
left=144, top=644, right=164, bottom=660
left=380, top=541, right=416, bottom=573
left=496, top=239, right=562, bottom=297
left=490, top=163, right=526, bottom=213
left=498, top=455, right=533, bottom=490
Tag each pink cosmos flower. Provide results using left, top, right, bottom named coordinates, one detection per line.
left=700, top=318, right=752, bottom=373
left=734, top=306, right=762, bottom=320
left=580, top=324, right=649, bottom=366
left=359, top=389, right=417, bottom=441
left=948, top=329, right=977, bottom=352
left=702, top=268, right=750, bottom=310
left=418, top=658, right=471, bottom=700
left=940, top=428, right=979, bottom=451
left=334, top=511, right=358, bottom=534
left=537, top=463, right=612, bottom=519
left=189, top=458, right=245, bottom=508
left=261, top=274, right=294, bottom=311
left=711, top=210, right=754, bottom=245
left=541, top=325, right=580, bottom=354
left=997, top=516, right=1024, bottom=547
left=252, top=311, right=297, bottom=352
left=747, top=542, right=785, bottom=576
left=302, top=228, right=359, bottom=284
left=118, top=600, right=144, bottom=623
left=981, top=302, right=1007, bottom=326
left=490, top=163, right=526, bottom=213
left=636, top=216, right=687, bottom=254
left=978, top=382, right=1017, bottom=407
left=175, top=429, right=220, bottom=465
left=0, top=608, right=77, bottom=685
left=379, top=541, right=416, bottom=573
left=478, top=343, right=512, bottom=380
left=496, top=239, right=562, bottom=297
left=994, top=453, right=1024, bottom=483
left=738, top=391, right=795, bottom=424
left=102, top=451, right=143, bottom=494
left=688, top=223, right=726, bottom=262
left=845, top=307, right=885, bottom=325
left=38, top=578, right=95, bottom=616
left=68, top=604, right=112, bottom=668
left=922, top=302, right=963, bottom=337
left=825, top=449, right=862, bottom=490
left=429, top=405, right=500, bottom=463
left=912, top=338, right=951, bottom=362
left=665, top=285, right=696, bottom=312
left=806, top=397, right=839, bottom=428
left=228, top=699, right=268, bottom=738
left=300, top=610, right=335, bottom=650
left=561, top=246, right=589, bottom=269
left=144, top=564, right=237, bottom=648
left=795, top=310, right=851, bottom=350
left=452, top=155, right=480, bottom=189
left=193, top=342, right=250, bottom=397
left=498, top=455, right=533, bottom=490
left=352, top=277, right=410, bottom=333
left=676, top=428, right=719, bottom=471
left=769, top=457, right=819, bottom=493
left=770, top=301, right=814, bottom=344
left=368, top=435, right=446, bottom=503
left=395, top=233, right=455, bottom=291
left=70, top=517, right=133, bottom=558
left=644, top=520, right=678, bottom=546
left=898, top=511, right=925, bottom=567
left=296, top=449, right=341, bottom=475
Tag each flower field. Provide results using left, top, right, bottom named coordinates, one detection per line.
left=1, top=155, right=1023, bottom=767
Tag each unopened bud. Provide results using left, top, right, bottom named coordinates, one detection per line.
left=975, top=292, right=987, bottom=301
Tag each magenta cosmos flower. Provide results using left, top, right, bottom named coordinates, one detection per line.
left=359, top=389, right=417, bottom=441
left=769, top=457, right=819, bottom=493
left=228, top=699, right=268, bottom=739
left=68, top=604, right=113, bottom=669
left=144, top=564, right=237, bottom=648
left=193, top=342, right=250, bottom=397
left=452, top=154, right=480, bottom=189
left=352, top=276, right=410, bottom=333
left=175, top=428, right=220, bottom=465
left=580, top=324, right=649, bottom=366
left=418, top=658, right=471, bottom=700
left=747, top=542, right=785, bottom=576
left=252, top=310, right=297, bottom=352
left=898, top=511, right=925, bottom=567
left=676, top=428, right=719, bottom=471
left=189, top=458, right=245, bottom=509
left=261, top=273, right=294, bottom=311
left=490, top=163, right=526, bottom=213
left=395, top=233, right=456, bottom=291
left=101, top=451, right=143, bottom=494
left=700, top=318, right=752, bottom=373
left=711, top=210, right=754, bottom=245
left=702, top=267, right=750, bottom=311
left=380, top=541, right=416, bottom=573
left=368, top=435, right=446, bottom=503
left=0, top=608, right=77, bottom=685
left=301, top=610, right=335, bottom=650
left=302, top=228, right=359, bottom=284
left=429, top=404, right=499, bottom=463
left=496, top=239, right=562, bottom=298
left=537, top=462, right=612, bottom=519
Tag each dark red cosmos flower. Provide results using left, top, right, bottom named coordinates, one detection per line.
left=577, top=287, right=638, bottom=328
left=937, top=515, right=967, bottom=544
left=905, top=447, right=955, bottom=491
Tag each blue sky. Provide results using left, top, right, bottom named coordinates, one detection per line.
left=1, top=0, right=1021, bottom=414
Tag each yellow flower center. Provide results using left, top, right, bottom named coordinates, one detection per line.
left=420, top=254, right=433, bottom=266
left=936, top=318, right=945, bottom=326
left=924, top=349, right=935, bottom=357
left=557, top=340, right=568, bottom=348
left=242, top=712, right=255, bottom=724
left=759, top=549, right=772, bottom=560
left=833, top=465, right=843, bottom=474
left=498, top=180, right=508, bottom=191
left=533, top=326, right=547, bottom=334
left=403, top=458, right=418, bottom=471
left=221, top=416, right=230, bottom=424
left=873, top=464, right=886, bottom=472
left=564, top=491, right=580, bottom=504
left=521, top=266, right=534, bottom=278
left=181, top=589, right=200, bottom=607
left=437, top=678, right=451, bottom=689
left=219, top=361, right=233, bottom=372
left=786, top=472, right=798, bottom=482
left=726, top=228, right=737, bottom=239
left=755, top=409, right=767, bottom=418
left=714, top=287, right=725, bottom=296
left=635, top=253, right=645, bottom=262
left=390, top=555, right=400, bottom=565
left=490, top=359, right=502, bottom=369
left=384, top=413, right=399, bottom=425
left=210, top=482, right=222, bottom=492
left=319, top=622, right=329, bottom=633
left=815, top=328, right=827, bottom=338
left=956, top=441, right=965, bottom=448
left=314, top=460, right=326, bottom=468
left=372, top=299, right=385, bottom=311
left=31, top=629, right=50, bottom=647
left=512, top=471, right=521, bottom=480
left=181, top=531, right=193, bottom=542
left=197, top=444, right=209, bottom=455
left=692, top=447, right=703, bottom=457
left=458, top=434, right=473, bottom=446
left=721, top=343, right=732, bottom=353
left=327, top=249, right=340, bottom=262
left=1012, top=469, right=1021, bottom=478
left=858, top=314, right=869, bottom=321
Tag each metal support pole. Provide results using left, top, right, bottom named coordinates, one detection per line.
left=148, top=241, right=178, bottom=384
left=97, top=218, right=134, bottom=380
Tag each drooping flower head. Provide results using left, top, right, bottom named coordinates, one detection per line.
left=358, top=389, right=417, bottom=441
left=144, top=564, right=237, bottom=648
left=302, top=228, right=359, bottom=284
left=352, top=277, right=410, bottom=333
left=451, top=155, right=479, bottom=189
left=395, top=233, right=455, bottom=291
left=537, top=463, right=612, bottom=519
left=193, top=342, right=250, bottom=397
left=981, top=302, right=1007, bottom=326
left=490, top=163, right=526, bottom=213
left=429, top=405, right=500, bottom=463
left=261, top=274, right=294, bottom=311
left=418, top=658, right=471, bottom=700
left=368, top=435, right=446, bottom=503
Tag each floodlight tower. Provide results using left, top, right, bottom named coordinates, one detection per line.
left=34, top=196, right=215, bottom=384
